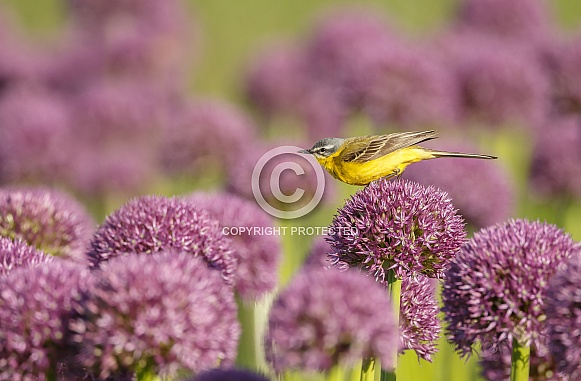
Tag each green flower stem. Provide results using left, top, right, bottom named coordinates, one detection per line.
left=326, top=364, right=347, bottom=381
left=361, top=357, right=378, bottom=381
left=236, top=298, right=258, bottom=370
left=510, top=338, right=530, bottom=381
left=135, top=366, right=161, bottom=381
left=381, top=270, right=401, bottom=381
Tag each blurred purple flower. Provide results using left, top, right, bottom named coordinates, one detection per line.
left=191, top=368, right=270, bottom=381
left=0, top=88, right=72, bottom=183
left=545, top=253, right=581, bottom=379
left=160, top=99, right=256, bottom=178
left=479, top=343, right=565, bottom=381
left=403, top=139, right=514, bottom=228
left=435, top=32, right=550, bottom=127
left=226, top=138, right=335, bottom=207
left=265, top=268, right=398, bottom=372
left=0, top=187, right=95, bottom=262
left=303, top=236, right=333, bottom=269
left=399, top=275, right=441, bottom=362
left=300, top=82, right=349, bottom=141
left=72, top=252, right=240, bottom=379
left=65, top=0, right=193, bottom=86
left=188, top=192, right=281, bottom=301
left=358, top=42, right=460, bottom=128
left=529, top=116, right=581, bottom=199
left=328, top=178, right=466, bottom=281
left=87, top=195, right=237, bottom=285
left=65, top=82, right=168, bottom=195
left=455, top=0, right=553, bottom=45
left=0, top=236, right=52, bottom=276
left=442, top=219, right=581, bottom=357
left=245, top=43, right=309, bottom=117
left=305, top=7, right=395, bottom=108
left=543, top=34, right=581, bottom=115
left=0, top=260, right=93, bottom=380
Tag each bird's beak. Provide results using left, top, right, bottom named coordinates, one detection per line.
left=297, top=149, right=311, bottom=154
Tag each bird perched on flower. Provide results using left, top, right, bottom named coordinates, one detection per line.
left=299, top=130, right=496, bottom=185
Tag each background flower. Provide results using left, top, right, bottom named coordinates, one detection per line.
left=71, top=251, right=240, bottom=378
left=0, top=260, right=93, bottom=381
left=545, top=253, right=581, bottom=379
left=191, top=368, right=270, bottom=381
left=0, top=236, right=52, bottom=276
left=265, top=267, right=398, bottom=372
left=328, top=178, right=466, bottom=281
left=188, top=192, right=282, bottom=300
left=0, top=187, right=95, bottom=262
left=442, top=219, right=581, bottom=356
left=403, top=139, right=514, bottom=228
left=87, top=195, right=237, bottom=284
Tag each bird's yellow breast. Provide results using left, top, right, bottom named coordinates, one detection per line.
left=318, top=146, right=435, bottom=186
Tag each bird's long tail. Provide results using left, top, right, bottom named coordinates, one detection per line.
left=425, top=149, right=497, bottom=160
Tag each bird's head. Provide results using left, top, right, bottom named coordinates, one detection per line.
left=298, top=138, right=345, bottom=161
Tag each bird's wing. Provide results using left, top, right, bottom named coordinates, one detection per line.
left=340, top=130, right=438, bottom=163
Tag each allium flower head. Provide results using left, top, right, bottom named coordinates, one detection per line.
left=545, top=253, right=581, bottom=379
left=265, top=268, right=398, bottom=372
left=72, top=252, right=240, bottom=378
left=88, top=195, right=236, bottom=284
left=328, top=178, right=466, bottom=281
left=455, top=0, right=553, bottom=45
left=479, top=344, right=564, bottom=381
left=442, top=219, right=581, bottom=357
left=188, top=192, right=281, bottom=300
left=245, top=43, right=309, bottom=117
left=191, top=368, right=270, bottom=381
left=0, top=88, right=72, bottom=183
left=161, top=99, right=256, bottom=178
left=544, top=34, right=581, bottom=115
left=399, top=275, right=441, bottom=362
left=358, top=42, right=460, bottom=127
left=0, top=237, right=52, bottom=276
left=0, top=260, right=93, bottom=380
left=65, top=82, right=167, bottom=195
left=0, top=187, right=95, bottom=262
left=303, top=236, right=333, bottom=269
left=529, top=116, right=581, bottom=199
left=436, top=32, right=549, bottom=127
left=403, top=139, right=513, bottom=228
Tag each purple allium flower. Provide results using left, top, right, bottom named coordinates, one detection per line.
left=545, top=253, right=581, bottom=379
left=65, top=0, right=193, bottom=86
left=479, top=344, right=565, bottom=381
left=72, top=252, right=240, bottom=378
left=0, top=187, right=95, bottom=262
left=188, top=192, right=281, bottom=301
left=87, top=195, right=236, bottom=284
left=436, top=32, right=550, bottom=127
left=455, top=0, right=553, bottom=45
left=543, top=34, right=581, bottom=115
left=226, top=138, right=335, bottom=207
left=0, top=237, right=52, bottom=276
left=305, top=7, right=395, bottom=107
left=403, top=139, right=513, bottom=228
left=245, top=43, right=309, bottom=118
left=358, top=42, right=460, bottom=128
left=328, top=178, right=466, bottom=281
left=442, top=219, right=581, bottom=357
left=529, top=116, right=581, bottom=199
left=303, top=236, right=333, bottom=269
left=0, top=88, right=72, bottom=183
left=0, top=260, right=93, bottom=380
left=399, top=275, right=441, bottom=362
left=191, top=368, right=270, bottom=381
left=160, top=99, right=256, bottom=178
left=265, top=268, right=398, bottom=372
left=64, top=81, right=167, bottom=195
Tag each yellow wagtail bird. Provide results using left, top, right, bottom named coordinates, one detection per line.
left=298, top=130, right=497, bottom=186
